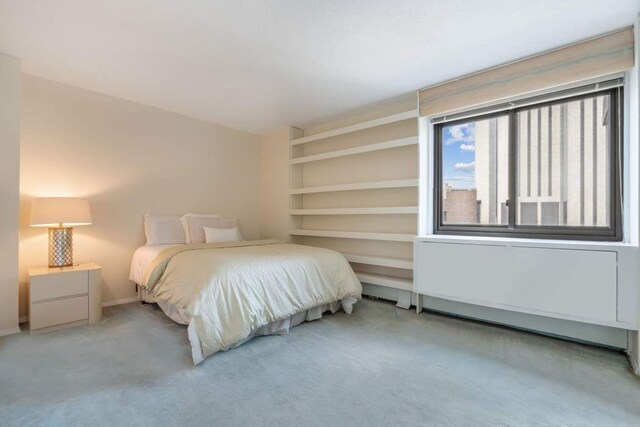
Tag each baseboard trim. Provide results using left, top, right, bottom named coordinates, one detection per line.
left=422, top=294, right=628, bottom=349
left=0, top=326, right=21, bottom=337
left=102, top=297, right=138, bottom=307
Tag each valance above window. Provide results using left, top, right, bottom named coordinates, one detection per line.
left=418, top=27, right=634, bottom=118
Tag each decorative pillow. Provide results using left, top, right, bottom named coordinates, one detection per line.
left=181, top=213, right=238, bottom=244
left=144, top=214, right=186, bottom=245
left=204, top=226, right=243, bottom=243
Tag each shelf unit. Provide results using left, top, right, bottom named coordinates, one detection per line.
left=290, top=207, right=418, bottom=215
left=289, top=108, right=418, bottom=294
left=291, top=110, right=418, bottom=146
left=290, top=136, right=417, bottom=164
left=290, top=229, right=414, bottom=242
left=343, top=253, right=413, bottom=269
left=290, top=179, right=418, bottom=195
left=355, top=272, right=413, bottom=292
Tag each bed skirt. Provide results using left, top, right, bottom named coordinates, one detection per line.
left=137, top=285, right=156, bottom=303
left=188, top=297, right=356, bottom=364
left=137, top=283, right=356, bottom=365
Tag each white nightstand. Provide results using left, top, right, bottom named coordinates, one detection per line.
left=28, top=263, right=102, bottom=334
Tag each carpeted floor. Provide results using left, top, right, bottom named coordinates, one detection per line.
left=1, top=298, right=640, bottom=426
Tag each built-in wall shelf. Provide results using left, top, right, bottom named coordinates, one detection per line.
left=290, top=179, right=419, bottom=195
left=290, top=207, right=418, bottom=215
left=355, top=272, right=413, bottom=292
left=291, top=110, right=418, bottom=146
left=289, top=106, right=418, bottom=302
left=343, top=253, right=413, bottom=269
left=290, top=229, right=414, bottom=242
left=290, top=136, right=417, bottom=165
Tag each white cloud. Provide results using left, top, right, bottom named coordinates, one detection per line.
left=460, top=143, right=475, bottom=152
left=454, top=161, right=475, bottom=170
left=445, top=123, right=475, bottom=145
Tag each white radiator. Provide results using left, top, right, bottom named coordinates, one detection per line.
left=414, top=237, right=638, bottom=329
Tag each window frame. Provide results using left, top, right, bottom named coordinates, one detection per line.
left=433, top=86, right=623, bottom=242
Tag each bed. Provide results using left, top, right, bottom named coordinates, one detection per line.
left=130, top=238, right=362, bottom=364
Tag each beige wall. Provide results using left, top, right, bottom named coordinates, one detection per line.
left=19, top=75, right=261, bottom=316
left=0, top=54, right=21, bottom=335
left=260, top=127, right=291, bottom=241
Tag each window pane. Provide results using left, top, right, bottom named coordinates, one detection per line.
left=441, top=115, right=509, bottom=225
left=541, top=202, right=560, bottom=225
left=516, top=94, right=611, bottom=227
left=520, top=202, right=538, bottom=225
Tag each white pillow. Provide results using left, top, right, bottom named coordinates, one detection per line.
left=204, top=226, right=243, bottom=243
left=144, top=214, right=186, bottom=245
left=181, top=213, right=238, bottom=244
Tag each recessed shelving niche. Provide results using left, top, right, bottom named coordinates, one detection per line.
left=289, top=108, right=418, bottom=295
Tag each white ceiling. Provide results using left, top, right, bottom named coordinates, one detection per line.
left=1, top=1, right=639, bottom=134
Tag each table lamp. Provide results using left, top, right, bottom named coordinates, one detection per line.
left=30, top=198, right=92, bottom=268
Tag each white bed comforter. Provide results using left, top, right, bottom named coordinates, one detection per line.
left=141, top=239, right=362, bottom=364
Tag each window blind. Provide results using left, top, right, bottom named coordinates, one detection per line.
left=419, top=27, right=634, bottom=118
left=430, top=77, right=623, bottom=125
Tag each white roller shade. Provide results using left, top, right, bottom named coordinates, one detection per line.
left=419, top=27, right=634, bottom=117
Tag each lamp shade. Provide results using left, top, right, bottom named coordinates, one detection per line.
left=30, top=198, right=92, bottom=227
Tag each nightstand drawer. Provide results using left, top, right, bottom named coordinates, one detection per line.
left=30, top=270, right=88, bottom=302
left=30, top=295, right=89, bottom=330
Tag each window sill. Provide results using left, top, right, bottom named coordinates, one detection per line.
left=415, top=234, right=636, bottom=251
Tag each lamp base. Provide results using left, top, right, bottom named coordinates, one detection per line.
left=48, top=227, right=73, bottom=268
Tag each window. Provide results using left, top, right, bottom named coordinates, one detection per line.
left=434, top=85, right=622, bottom=241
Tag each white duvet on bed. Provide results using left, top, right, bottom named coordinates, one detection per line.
left=140, top=240, right=362, bottom=364
left=129, top=244, right=182, bottom=285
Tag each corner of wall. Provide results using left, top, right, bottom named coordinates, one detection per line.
left=0, top=53, right=21, bottom=335
left=259, top=127, right=292, bottom=241
left=627, top=15, right=640, bottom=374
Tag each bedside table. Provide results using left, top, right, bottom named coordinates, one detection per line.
left=28, top=263, right=102, bottom=334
